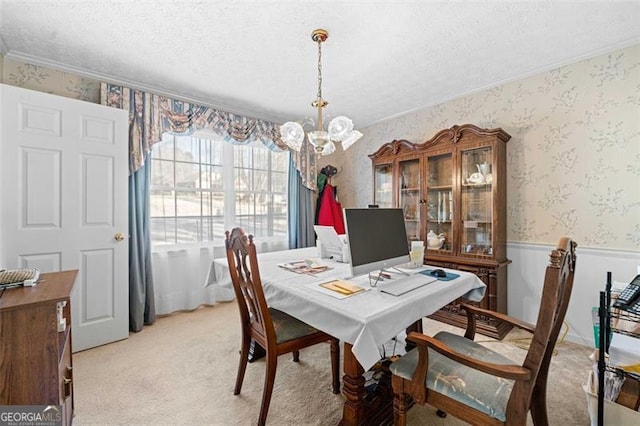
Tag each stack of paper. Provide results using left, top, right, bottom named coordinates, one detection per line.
left=609, top=332, right=640, bottom=373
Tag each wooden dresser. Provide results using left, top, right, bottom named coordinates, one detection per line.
left=0, top=270, right=78, bottom=425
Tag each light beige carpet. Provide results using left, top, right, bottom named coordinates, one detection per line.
left=72, top=302, right=593, bottom=425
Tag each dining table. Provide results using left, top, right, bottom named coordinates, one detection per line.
left=208, top=246, right=486, bottom=425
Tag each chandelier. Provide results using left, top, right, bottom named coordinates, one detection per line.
left=280, top=29, right=363, bottom=156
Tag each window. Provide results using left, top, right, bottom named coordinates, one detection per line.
left=150, top=133, right=288, bottom=246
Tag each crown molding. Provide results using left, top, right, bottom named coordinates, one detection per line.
left=3, top=50, right=285, bottom=124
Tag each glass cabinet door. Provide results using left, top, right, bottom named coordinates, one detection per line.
left=426, top=154, right=453, bottom=252
left=460, top=146, right=493, bottom=256
left=373, top=164, right=393, bottom=208
left=398, top=158, right=421, bottom=242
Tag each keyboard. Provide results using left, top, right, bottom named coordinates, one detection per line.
left=380, top=273, right=438, bottom=296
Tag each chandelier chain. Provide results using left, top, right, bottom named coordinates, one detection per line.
left=316, top=37, right=323, bottom=102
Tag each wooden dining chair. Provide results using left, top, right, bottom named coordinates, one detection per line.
left=390, top=237, right=577, bottom=425
left=225, top=228, right=340, bottom=426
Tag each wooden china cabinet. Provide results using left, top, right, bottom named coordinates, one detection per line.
left=370, top=124, right=512, bottom=339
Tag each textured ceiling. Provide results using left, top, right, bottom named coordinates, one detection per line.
left=1, top=1, right=639, bottom=128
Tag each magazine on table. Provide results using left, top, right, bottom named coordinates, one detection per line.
left=278, top=259, right=331, bottom=275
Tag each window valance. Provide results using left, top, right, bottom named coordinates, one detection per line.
left=100, top=83, right=319, bottom=190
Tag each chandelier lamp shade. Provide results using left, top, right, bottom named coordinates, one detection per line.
left=280, top=29, right=363, bottom=156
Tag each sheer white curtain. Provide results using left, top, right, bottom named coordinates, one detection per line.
left=151, top=238, right=289, bottom=315
left=151, top=246, right=231, bottom=315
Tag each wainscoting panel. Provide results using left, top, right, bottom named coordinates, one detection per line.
left=507, top=242, right=640, bottom=347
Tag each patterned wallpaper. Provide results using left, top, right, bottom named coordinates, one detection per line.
left=325, top=44, right=640, bottom=251
left=2, top=45, right=639, bottom=250
left=1, top=56, right=100, bottom=103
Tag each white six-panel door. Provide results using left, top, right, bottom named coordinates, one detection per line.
left=0, top=83, right=129, bottom=352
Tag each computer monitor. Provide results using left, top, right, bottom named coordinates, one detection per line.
left=343, top=208, right=410, bottom=277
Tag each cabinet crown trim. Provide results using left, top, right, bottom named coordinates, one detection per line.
left=369, top=124, right=511, bottom=159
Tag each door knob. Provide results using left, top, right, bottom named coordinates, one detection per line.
left=114, top=232, right=125, bottom=242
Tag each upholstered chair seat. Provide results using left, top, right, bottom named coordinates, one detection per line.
left=270, top=308, right=323, bottom=344
left=390, top=331, right=515, bottom=422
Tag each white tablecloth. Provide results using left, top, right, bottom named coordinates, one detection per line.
left=209, top=247, right=486, bottom=371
